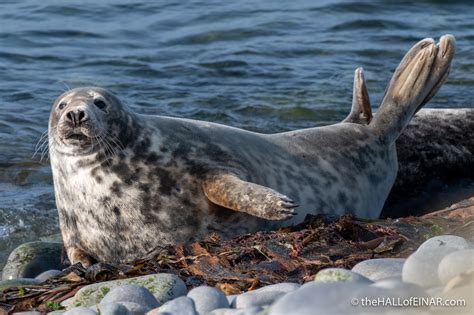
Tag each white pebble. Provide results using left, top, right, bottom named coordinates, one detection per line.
left=402, top=246, right=457, bottom=288
left=437, top=249, right=474, bottom=284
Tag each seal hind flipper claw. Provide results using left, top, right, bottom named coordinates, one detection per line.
left=202, top=173, right=298, bottom=220
left=344, top=67, right=373, bottom=125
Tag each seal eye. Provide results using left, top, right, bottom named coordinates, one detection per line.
left=94, top=99, right=107, bottom=110
left=58, top=102, right=67, bottom=110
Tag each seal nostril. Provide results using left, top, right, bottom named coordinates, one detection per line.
left=66, top=110, right=87, bottom=126
left=78, top=110, right=86, bottom=122
left=66, top=111, right=76, bottom=126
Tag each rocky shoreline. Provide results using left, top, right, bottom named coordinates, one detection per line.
left=0, top=200, right=472, bottom=315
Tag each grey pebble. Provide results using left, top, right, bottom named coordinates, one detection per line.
left=235, top=291, right=284, bottom=309
left=0, top=278, right=41, bottom=291
left=99, top=284, right=159, bottom=311
left=234, top=282, right=300, bottom=309
left=187, top=285, right=228, bottom=313
left=426, top=286, right=443, bottom=297
left=254, top=282, right=301, bottom=293
left=269, top=281, right=385, bottom=315
left=63, top=307, right=98, bottom=315
left=69, top=273, right=185, bottom=309
left=60, top=297, right=73, bottom=308
left=157, top=296, right=197, bottom=315
left=351, top=258, right=405, bottom=281
left=209, top=306, right=263, bottom=315
left=226, top=294, right=238, bottom=307
left=98, top=302, right=131, bottom=315
left=437, top=249, right=474, bottom=284
left=315, top=267, right=373, bottom=283
left=35, top=269, right=62, bottom=282
left=371, top=277, right=426, bottom=299
left=2, top=241, right=63, bottom=280
left=417, top=235, right=472, bottom=253
left=116, top=302, right=148, bottom=315
left=402, top=246, right=457, bottom=288
left=12, top=312, right=42, bottom=315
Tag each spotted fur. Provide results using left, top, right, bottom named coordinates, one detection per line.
left=48, top=36, right=455, bottom=264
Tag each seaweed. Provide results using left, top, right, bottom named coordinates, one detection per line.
left=1, top=206, right=472, bottom=313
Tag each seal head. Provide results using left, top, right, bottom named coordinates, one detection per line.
left=49, top=87, right=131, bottom=158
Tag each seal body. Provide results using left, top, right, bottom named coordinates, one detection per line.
left=48, top=36, right=455, bottom=264
left=51, top=109, right=395, bottom=262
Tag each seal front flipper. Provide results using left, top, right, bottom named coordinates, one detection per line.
left=202, top=173, right=298, bottom=220
left=67, top=246, right=95, bottom=268
left=344, top=67, right=373, bottom=125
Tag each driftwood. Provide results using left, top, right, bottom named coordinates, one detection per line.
left=1, top=202, right=472, bottom=313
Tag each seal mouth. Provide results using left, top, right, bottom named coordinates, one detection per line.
left=63, top=131, right=92, bottom=145
left=66, top=133, right=89, bottom=141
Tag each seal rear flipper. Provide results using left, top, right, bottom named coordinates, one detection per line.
left=370, top=35, right=455, bottom=144
left=344, top=67, right=373, bottom=125
left=202, top=173, right=298, bottom=220
left=416, top=36, right=455, bottom=111
left=67, top=246, right=95, bottom=267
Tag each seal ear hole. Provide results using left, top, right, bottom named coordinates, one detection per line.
left=94, top=99, right=107, bottom=110
left=58, top=102, right=67, bottom=110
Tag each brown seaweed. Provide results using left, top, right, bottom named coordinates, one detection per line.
left=1, top=206, right=472, bottom=313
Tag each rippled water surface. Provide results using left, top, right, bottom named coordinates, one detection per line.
left=1, top=0, right=473, bottom=269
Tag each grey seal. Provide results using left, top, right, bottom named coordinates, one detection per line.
left=48, top=35, right=455, bottom=266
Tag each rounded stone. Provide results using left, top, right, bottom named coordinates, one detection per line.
left=0, top=278, right=41, bottom=291
left=269, top=281, right=386, bottom=315
left=98, top=302, right=131, bottom=315
left=255, top=282, right=301, bottom=293
left=438, top=249, right=474, bottom=284
left=351, top=258, right=406, bottom=281
left=69, top=273, right=186, bottom=309
left=35, top=269, right=62, bottom=282
left=2, top=242, right=63, bottom=280
left=61, top=297, right=73, bottom=308
left=402, top=246, right=457, bottom=288
left=209, top=306, right=263, bottom=314
left=226, top=294, right=238, bottom=307
left=187, top=285, right=228, bottom=313
left=116, top=302, right=147, bottom=315
left=157, top=296, right=197, bottom=315
left=315, top=267, right=373, bottom=283
left=63, top=307, right=98, bottom=315
left=417, top=235, right=472, bottom=253
left=234, top=282, right=301, bottom=309
left=235, top=291, right=284, bottom=309
left=371, top=277, right=426, bottom=299
left=99, top=285, right=159, bottom=311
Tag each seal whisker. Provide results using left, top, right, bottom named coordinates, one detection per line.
left=32, top=129, right=50, bottom=160
left=35, top=130, right=49, bottom=148
left=33, top=139, right=48, bottom=160
left=95, top=133, right=115, bottom=166
left=108, top=134, right=125, bottom=156
left=59, top=80, right=71, bottom=92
